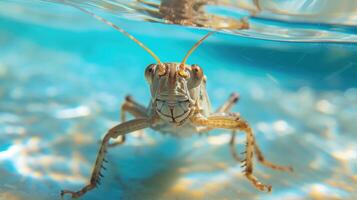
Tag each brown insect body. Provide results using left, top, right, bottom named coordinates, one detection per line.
left=60, top=2, right=292, bottom=198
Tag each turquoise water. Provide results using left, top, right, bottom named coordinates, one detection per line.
left=0, top=1, right=356, bottom=200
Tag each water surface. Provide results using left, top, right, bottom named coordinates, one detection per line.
left=0, top=1, right=356, bottom=200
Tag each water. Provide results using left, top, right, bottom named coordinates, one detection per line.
left=0, top=0, right=356, bottom=200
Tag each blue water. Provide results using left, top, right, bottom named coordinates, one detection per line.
left=0, top=1, right=356, bottom=200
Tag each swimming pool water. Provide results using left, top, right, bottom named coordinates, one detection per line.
left=0, top=1, right=356, bottom=200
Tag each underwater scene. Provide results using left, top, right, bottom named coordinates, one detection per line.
left=0, top=0, right=356, bottom=200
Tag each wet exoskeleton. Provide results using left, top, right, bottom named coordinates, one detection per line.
left=60, top=3, right=292, bottom=199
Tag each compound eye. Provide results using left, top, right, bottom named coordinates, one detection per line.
left=157, top=63, right=167, bottom=76
left=145, top=64, right=155, bottom=84
left=188, top=64, right=203, bottom=89
left=178, top=65, right=189, bottom=78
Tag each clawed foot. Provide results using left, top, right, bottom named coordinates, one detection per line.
left=254, top=182, right=272, bottom=192
left=245, top=174, right=272, bottom=192
left=61, top=190, right=81, bottom=199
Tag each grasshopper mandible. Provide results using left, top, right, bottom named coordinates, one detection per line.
left=60, top=3, right=292, bottom=199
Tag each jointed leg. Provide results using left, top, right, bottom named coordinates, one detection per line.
left=218, top=94, right=244, bottom=161
left=230, top=129, right=293, bottom=172
left=61, top=118, right=151, bottom=198
left=254, top=143, right=293, bottom=172
left=109, top=96, right=147, bottom=147
left=192, top=113, right=271, bottom=192
left=217, top=93, right=242, bottom=160
left=229, top=131, right=241, bottom=162
left=215, top=92, right=291, bottom=170
left=120, top=95, right=147, bottom=122
left=215, top=93, right=239, bottom=113
left=197, top=93, right=239, bottom=133
left=201, top=93, right=291, bottom=173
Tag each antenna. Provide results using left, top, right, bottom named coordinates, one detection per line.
left=180, top=31, right=215, bottom=68
left=63, top=1, right=161, bottom=63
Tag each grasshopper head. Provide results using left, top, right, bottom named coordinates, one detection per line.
left=145, top=63, right=204, bottom=123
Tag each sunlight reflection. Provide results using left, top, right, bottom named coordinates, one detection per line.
left=167, top=166, right=242, bottom=198
left=0, top=136, right=87, bottom=183
left=256, top=120, right=294, bottom=140
left=315, top=99, right=336, bottom=114
left=332, top=146, right=357, bottom=162
left=306, top=183, right=349, bottom=199
left=54, top=105, right=91, bottom=119
left=207, top=133, right=230, bottom=146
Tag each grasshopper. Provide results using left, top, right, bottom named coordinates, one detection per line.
left=60, top=3, right=292, bottom=198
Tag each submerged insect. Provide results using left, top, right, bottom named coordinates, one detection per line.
left=60, top=3, right=293, bottom=199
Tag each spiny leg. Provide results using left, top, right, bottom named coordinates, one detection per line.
left=61, top=118, right=151, bottom=198
left=215, top=93, right=292, bottom=171
left=199, top=93, right=243, bottom=161
left=109, top=96, right=148, bottom=147
left=230, top=130, right=293, bottom=172
left=254, top=142, right=293, bottom=172
left=197, top=93, right=243, bottom=161
left=192, top=113, right=271, bottom=192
